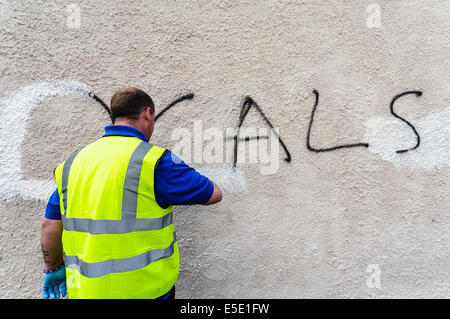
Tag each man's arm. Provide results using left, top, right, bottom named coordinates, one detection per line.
left=41, top=216, right=67, bottom=299
left=41, top=217, right=64, bottom=271
left=155, top=152, right=223, bottom=208
left=203, top=181, right=222, bottom=205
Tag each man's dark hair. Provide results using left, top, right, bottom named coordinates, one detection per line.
left=110, top=87, right=155, bottom=122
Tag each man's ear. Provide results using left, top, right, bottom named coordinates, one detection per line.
left=149, top=107, right=156, bottom=121
left=144, top=107, right=153, bottom=122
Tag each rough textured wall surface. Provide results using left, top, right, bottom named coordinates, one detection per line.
left=0, top=0, right=449, bottom=298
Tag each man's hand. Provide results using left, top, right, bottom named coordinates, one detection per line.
left=42, top=265, right=67, bottom=299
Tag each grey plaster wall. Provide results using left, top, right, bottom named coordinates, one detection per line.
left=0, top=0, right=449, bottom=298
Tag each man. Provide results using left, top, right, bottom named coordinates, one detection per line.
left=41, top=88, right=222, bottom=299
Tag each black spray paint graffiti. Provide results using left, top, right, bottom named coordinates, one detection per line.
left=88, top=89, right=423, bottom=166
left=389, top=91, right=423, bottom=154
left=306, top=90, right=370, bottom=152
left=151, top=94, right=292, bottom=167
left=155, top=93, right=195, bottom=122
left=90, top=92, right=291, bottom=167
left=89, top=92, right=113, bottom=123
left=306, top=89, right=423, bottom=154
left=233, top=96, right=292, bottom=166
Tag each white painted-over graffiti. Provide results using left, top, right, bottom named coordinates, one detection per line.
left=170, top=152, right=248, bottom=194
left=364, top=106, right=450, bottom=171
left=0, top=79, right=247, bottom=202
left=196, top=164, right=248, bottom=194
left=0, top=79, right=94, bottom=201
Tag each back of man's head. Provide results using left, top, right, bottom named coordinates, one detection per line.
left=110, top=87, right=155, bottom=123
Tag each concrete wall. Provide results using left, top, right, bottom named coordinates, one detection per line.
left=0, top=0, right=449, bottom=298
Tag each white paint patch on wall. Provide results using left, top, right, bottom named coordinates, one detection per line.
left=196, top=164, right=248, bottom=194
left=0, top=79, right=94, bottom=201
left=364, top=107, right=450, bottom=171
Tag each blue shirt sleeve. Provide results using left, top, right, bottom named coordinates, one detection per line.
left=155, top=151, right=214, bottom=208
left=45, top=189, right=62, bottom=220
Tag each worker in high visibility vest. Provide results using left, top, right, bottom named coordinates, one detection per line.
left=40, top=87, right=222, bottom=299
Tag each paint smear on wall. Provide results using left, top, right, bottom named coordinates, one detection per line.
left=196, top=164, right=248, bottom=194
left=0, top=79, right=95, bottom=201
left=364, top=106, right=450, bottom=171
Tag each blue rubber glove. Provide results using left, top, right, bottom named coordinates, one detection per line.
left=42, top=265, right=67, bottom=299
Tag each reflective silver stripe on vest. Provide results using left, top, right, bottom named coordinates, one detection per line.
left=61, top=150, right=81, bottom=214
left=64, top=232, right=177, bottom=278
left=122, top=142, right=153, bottom=219
left=61, top=141, right=172, bottom=234
left=62, top=213, right=173, bottom=235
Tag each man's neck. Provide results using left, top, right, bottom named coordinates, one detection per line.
left=113, top=120, right=149, bottom=140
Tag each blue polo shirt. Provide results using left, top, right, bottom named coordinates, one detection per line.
left=45, top=125, right=214, bottom=220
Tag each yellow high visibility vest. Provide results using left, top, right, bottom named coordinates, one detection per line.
left=54, top=136, right=179, bottom=299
